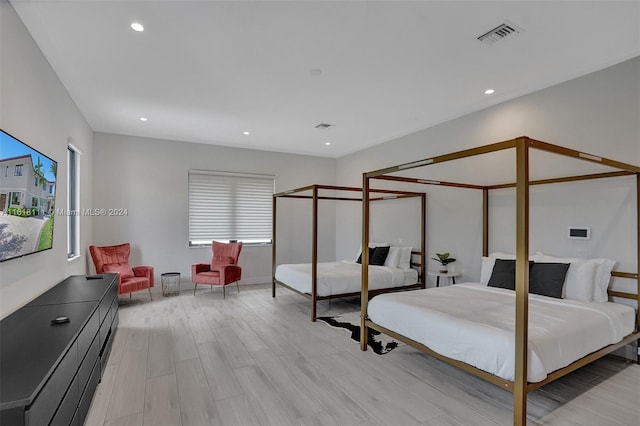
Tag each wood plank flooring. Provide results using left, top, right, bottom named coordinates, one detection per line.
left=85, top=285, right=640, bottom=426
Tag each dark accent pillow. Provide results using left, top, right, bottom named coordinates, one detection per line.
left=487, top=259, right=535, bottom=290
left=370, top=246, right=390, bottom=266
left=356, top=247, right=372, bottom=264
left=529, top=262, right=570, bottom=298
left=487, top=259, right=517, bottom=290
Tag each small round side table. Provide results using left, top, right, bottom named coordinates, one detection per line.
left=427, top=271, right=461, bottom=287
left=161, top=272, right=181, bottom=296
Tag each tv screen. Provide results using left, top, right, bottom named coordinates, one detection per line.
left=0, top=129, right=57, bottom=262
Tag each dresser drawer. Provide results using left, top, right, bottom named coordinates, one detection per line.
left=76, top=360, right=100, bottom=426
left=100, top=328, right=114, bottom=375
left=99, top=288, right=113, bottom=326
left=77, top=308, right=99, bottom=359
left=112, top=308, right=119, bottom=329
left=70, top=408, right=79, bottom=426
left=25, top=342, right=78, bottom=426
left=110, top=294, right=118, bottom=323
left=49, top=375, right=79, bottom=426
left=78, top=334, right=100, bottom=393
left=99, top=314, right=112, bottom=351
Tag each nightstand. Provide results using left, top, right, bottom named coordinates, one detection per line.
left=428, top=271, right=461, bottom=287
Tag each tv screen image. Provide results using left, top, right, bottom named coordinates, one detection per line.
left=0, top=129, right=57, bottom=262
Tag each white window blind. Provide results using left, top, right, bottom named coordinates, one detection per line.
left=188, top=170, right=274, bottom=246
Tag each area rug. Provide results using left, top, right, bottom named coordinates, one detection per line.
left=317, top=312, right=403, bottom=355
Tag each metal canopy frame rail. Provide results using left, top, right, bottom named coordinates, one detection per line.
left=360, top=136, right=640, bottom=426
left=272, top=184, right=427, bottom=321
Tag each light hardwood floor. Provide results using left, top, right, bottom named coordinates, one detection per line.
left=85, top=285, right=640, bottom=426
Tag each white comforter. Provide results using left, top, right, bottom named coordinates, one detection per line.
left=368, top=283, right=635, bottom=382
left=275, top=261, right=413, bottom=297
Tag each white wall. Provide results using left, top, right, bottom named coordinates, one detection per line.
left=0, top=0, right=94, bottom=318
left=336, top=57, right=640, bottom=290
left=92, top=133, right=336, bottom=287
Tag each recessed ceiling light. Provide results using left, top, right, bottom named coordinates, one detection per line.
left=243, top=131, right=250, bottom=135
left=324, top=142, right=331, bottom=146
left=131, top=22, right=144, bottom=32
left=484, top=89, right=495, bottom=95
left=140, top=117, right=148, bottom=122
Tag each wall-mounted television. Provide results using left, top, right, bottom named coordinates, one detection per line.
left=0, top=129, right=57, bottom=262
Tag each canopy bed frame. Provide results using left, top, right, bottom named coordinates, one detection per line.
left=272, top=184, right=426, bottom=321
left=359, top=136, right=640, bottom=426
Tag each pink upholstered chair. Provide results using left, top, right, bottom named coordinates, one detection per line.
left=191, top=241, right=242, bottom=298
left=89, top=243, right=154, bottom=300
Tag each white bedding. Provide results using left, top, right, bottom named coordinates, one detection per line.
left=368, top=283, right=635, bottom=382
left=275, top=261, right=418, bottom=297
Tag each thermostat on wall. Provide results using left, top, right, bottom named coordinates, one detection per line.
left=568, top=226, right=590, bottom=239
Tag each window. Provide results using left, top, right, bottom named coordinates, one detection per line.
left=15, top=164, right=22, bottom=176
left=67, top=145, right=79, bottom=259
left=35, top=177, right=38, bottom=186
left=32, top=197, right=38, bottom=207
left=188, top=170, right=274, bottom=246
left=10, top=192, right=20, bottom=205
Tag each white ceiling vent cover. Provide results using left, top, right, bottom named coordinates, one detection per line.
left=477, top=21, right=523, bottom=46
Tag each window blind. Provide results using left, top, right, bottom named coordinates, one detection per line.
left=188, top=170, right=274, bottom=245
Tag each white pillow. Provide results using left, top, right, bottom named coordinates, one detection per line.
left=397, top=247, right=413, bottom=270
left=480, top=257, right=495, bottom=285
left=562, top=260, right=598, bottom=301
left=536, top=252, right=615, bottom=302
left=593, top=259, right=615, bottom=302
left=384, top=247, right=401, bottom=268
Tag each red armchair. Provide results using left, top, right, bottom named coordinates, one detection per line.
left=89, top=243, right=154, bottom=300
left=192, top=241, right=242, bottom=298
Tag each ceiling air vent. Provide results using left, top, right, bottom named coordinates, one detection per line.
left=315, top=123, right=334, bottom=129
left=477, top=21, right=523, bottom=46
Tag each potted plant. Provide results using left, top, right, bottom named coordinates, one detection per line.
left=432, top=252, right=456, bottom=273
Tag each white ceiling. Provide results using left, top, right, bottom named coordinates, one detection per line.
left=10, top=1, right=640, bottom=158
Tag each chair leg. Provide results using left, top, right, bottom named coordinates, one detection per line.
left=130, top=292, right=132, bottom=299
left=236, top=281, right=240, bottom=294
left=148, top=288, right=153, bottom=301
left=193, top=283, right=197, bottom=296
left=223, top=285, right=226, bottom=299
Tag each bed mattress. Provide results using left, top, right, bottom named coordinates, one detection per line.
left=275, top=261, right=418, bottom=297
left=368, top=283, right=635, bottom=382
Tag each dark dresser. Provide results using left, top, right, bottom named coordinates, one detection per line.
left=0, top=274, right=119, bottom=425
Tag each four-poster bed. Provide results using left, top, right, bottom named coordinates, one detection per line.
left=272, top=184, right=426, bottom=321
left=359, top=136, right=640, bottom=426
